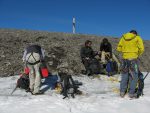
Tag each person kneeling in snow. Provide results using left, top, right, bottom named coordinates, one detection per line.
left=23, top=44, right=45, bottom=95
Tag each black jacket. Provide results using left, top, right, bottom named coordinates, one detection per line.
left=100, top=42, right=112, bottom=58
left=80, top=46, right=96, bottom=59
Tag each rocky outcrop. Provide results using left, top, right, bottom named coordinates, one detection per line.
left=0, top=29, right=149, bottom=77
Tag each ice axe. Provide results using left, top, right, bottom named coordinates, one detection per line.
left=10, top=85, right=18, bottom=95
left=10, top=83, right=18, bottom=95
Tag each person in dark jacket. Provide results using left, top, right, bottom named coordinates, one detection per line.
left=80, top=40, right=98, bottom=75
left=99, top=38, right=112, bottom=64
left=23, top=44, right=45, bottom=95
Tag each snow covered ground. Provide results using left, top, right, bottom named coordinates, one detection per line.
left=0, top=73, right=150, bottom=113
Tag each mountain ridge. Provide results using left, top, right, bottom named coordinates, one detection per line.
left=0, top=28, right=149, bottom=76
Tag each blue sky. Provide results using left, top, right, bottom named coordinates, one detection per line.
left=0, top=0, right=150, bottom=40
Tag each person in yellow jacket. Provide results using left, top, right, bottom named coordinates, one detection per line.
left=117, top=30, right=144, bottom=98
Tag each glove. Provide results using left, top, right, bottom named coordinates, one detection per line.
left=109, top=58, right=113, bottom=61
left=85, top=57, right=90, bottom=60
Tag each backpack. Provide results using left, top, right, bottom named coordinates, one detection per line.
left=24, top=61, right=49, bottom=78
left=135, top=71, right=144, bottom=98
left=42, top=74, right=59, bottom=90
left=89, top=58, right=101, bottom=75
left=59, top=73, right=82, bottom=99
left=17, top=73, right=29, bottom=90
left=106, top=60, right=118, bottom=76
left=40, top=62, right=49, bottom=78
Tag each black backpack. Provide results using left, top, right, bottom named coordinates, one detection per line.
left=89, top=58, right=101, bottom=75
left=59, top=73, right=82, bottom=99
left=17, top=73, right=29, bottom=90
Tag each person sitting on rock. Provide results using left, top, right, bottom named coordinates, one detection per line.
left=99, top=38, right=112, bottom=64
left=23, top=44, right=45, bottom=95
left=99, top=38, right=121, bottom=74
left=80, top=40, right=99, bottom=75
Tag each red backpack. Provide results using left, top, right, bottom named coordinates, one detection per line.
left=24, top=67, right=49, bottom=78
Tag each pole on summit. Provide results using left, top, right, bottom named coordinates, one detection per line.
left=72, top=17, right=76, bottom=34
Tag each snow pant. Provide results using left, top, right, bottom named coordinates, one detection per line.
left=120, top=59, right=139, bottom=95
left=26, top=52, right=41, bottom=94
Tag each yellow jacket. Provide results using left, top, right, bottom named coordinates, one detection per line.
left=117, top=33, right=144, bottom=59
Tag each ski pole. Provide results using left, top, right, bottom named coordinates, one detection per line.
left=138, top=58, right=149, bottom=80
left=144, top=72, right=149, bottom=80
left=10, top=84, right=18, bottom=95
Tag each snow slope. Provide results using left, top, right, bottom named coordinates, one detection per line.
left=0, top=73, right=150, bottom=113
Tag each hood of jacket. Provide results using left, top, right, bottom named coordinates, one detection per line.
left=123, top=33, right=136, bottom=41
